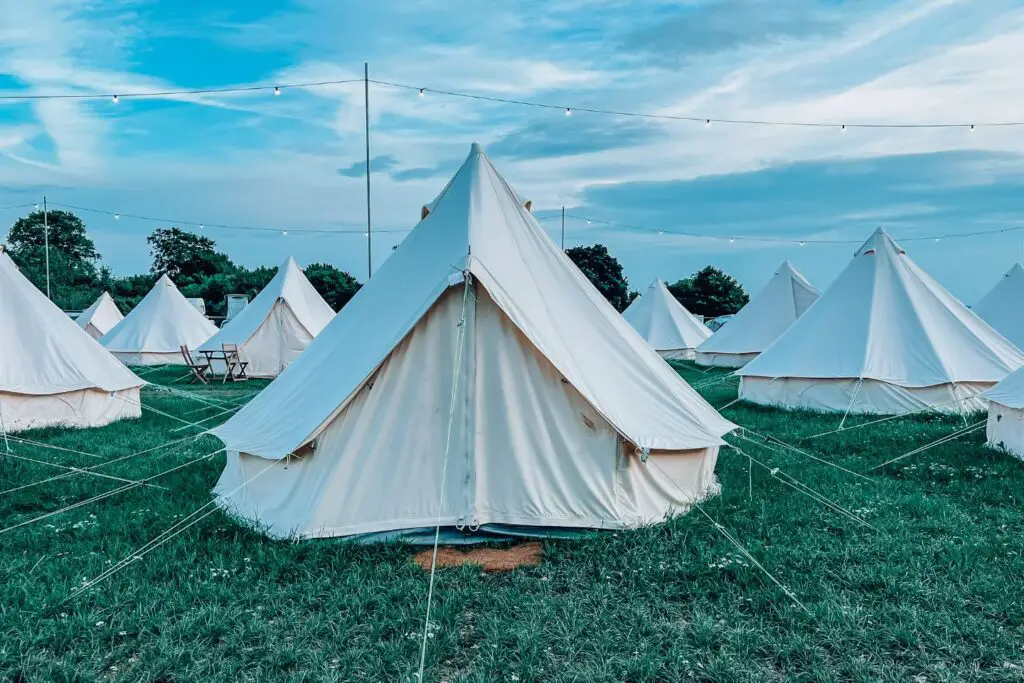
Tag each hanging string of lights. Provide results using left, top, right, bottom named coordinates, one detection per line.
left=44, top=202, right=408, bottom=236
left=540, top=212, right=1024, bottom=245
left=1, top=73, right=1020, bottom=129
left=0, top=79, right=362, bottom=102
left=0, top=199, right=1011, bottom=247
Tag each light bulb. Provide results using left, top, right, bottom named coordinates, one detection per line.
left=799, top=241, right=805, bottom=247
left=704, top=119, right=711, bottom=128
left=841, top=125, right=846, bottom=134
left=586, top=219, right=592, bottom=225
left=274, top=86, right=281, bottom=96
left=114, top=213, right=120, bottom=220
left=34, top=204, right=39, bottom=210
left=657, top=231, right=664, bottom=236
left=565, top=108, right=572, bottom=117
left=970, top=124, right=975, bottom=131
left=934, top=237, right=940, bottom=242
left=282, top=230, right=288, bottom=236
left=364, top=231, right=369, bottom=237
left=729, top=237, right=735, bottom=243
left=199, top=223, right=204, bottom=230
left=418, top=88, right=425, bottom=97
left=112, top=94, right=119, bottom=103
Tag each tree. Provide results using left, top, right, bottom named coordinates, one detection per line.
left=7, top=210, right=101, bottom=264
left=304, top=263, right=361, bottom=311
left=147, top=227, right=233, bottom=283
left=5, top=209, right=103, bottom=308
left=565, top=244, right=632, bottom=312
left=668, top=266, right=748, bottom=318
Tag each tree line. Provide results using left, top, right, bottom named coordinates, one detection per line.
left=4, top=210, right=748, bottom=319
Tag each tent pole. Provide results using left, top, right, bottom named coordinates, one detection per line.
left=364, top=62, right=372, bottom=281
left=561, top=206, right=565, bottom=250
left=43, top=195, right=50, bottom=300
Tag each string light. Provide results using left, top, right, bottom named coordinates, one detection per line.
left=418, top=88, right=425, bottom=97
left=841, top=125, right=846, bottom=134
left=799, top=241, right=806, bottom=247
left=114, top=213, right=120, bottom=220
left=0, top=74, right=1019, bottom=129
left=199, top=223, right=204, bottom=230
left=729, top=237, right=735, bottom=243
left=282, top=230, right=288, bottom=236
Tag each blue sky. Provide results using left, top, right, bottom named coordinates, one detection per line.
left=2, top=0, right=1024, bottom=302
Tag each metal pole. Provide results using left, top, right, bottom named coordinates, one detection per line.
left=561, top=206, right=565, bottom=250
left=364, top=62, right=372, bottom=280
left=43, top=195, right=50, bottom=300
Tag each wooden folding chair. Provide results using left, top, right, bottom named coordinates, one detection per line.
left=180, top=345, right=211, bottom=384
left=221, top=343, right=249, bottom=383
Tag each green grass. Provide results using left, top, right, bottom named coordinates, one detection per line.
left=1, top=363, right=1023, bottom=681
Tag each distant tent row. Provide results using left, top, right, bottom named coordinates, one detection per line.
left=0, top=248, right=143, bottom=432
left=212, top=144, right=736, bottom=541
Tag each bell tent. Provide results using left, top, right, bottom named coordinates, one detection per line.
left=980, top=368, right=1024, bottom=459
left=101, top=274, right=217, bottom=365
left=210, top=144, right=736, bottom=542
left=622, top=279, right=711, bottom=360
left=973, top=264, right=1024, bottom=350
left=0, top=249, right=144, bottom=431
left=737, top=229, right=1024, bottom=415
left=198, top=257, right=335, bottom=377
left=695, top=261, right=819, bottom=368
left=76, top=292, right=124, bottom=340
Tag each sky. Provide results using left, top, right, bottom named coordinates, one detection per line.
left=2, top=0, right=1024, bottom=302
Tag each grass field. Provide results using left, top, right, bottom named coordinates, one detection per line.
left=1, top=363, right=1022, bottom=682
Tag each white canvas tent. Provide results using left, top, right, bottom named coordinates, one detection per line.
left=695, top=261, right=819, bottom=368
left=198, top=257, right=335, bottom=377
left=973, top=264, right=1024, bottom=350
left=738, top=229, right=1024, bottom=415
left=980, top=369, right=1024, bottom=459
left=0, top=249, right=143, bottom=432
left=101, top=274, right=218, bottom=365
left=76, top=292, right=124, bottom=340
left=622, top=279, right=711, bottom=360
left=210, top=144, right=735, bottom=542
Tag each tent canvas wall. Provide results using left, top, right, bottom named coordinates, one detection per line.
left=0, top=250, right=143, bottom=432
left=210, top=144, right=735, bottom=542
left=973, top=264, right=1024, bottom=350
left=737, top=229, right=1024, bottom=415
left=76, top=292, right=124, bottom=340
left=101, top=274, right=218, bottom=365
left=980, top=370, right=1024, bottom=459
left=696, top=261, right=819, bottom=368
left=199, top=257, right=335, bottom=377
left=622, top=279, right=711, bottom=360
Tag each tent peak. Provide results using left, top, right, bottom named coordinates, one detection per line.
left=856, top=227, right=904, bottom=256
left=469, top=142, right=483, bottom=155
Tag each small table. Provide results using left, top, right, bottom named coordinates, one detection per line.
left=197, top=349, right=248, bottom=383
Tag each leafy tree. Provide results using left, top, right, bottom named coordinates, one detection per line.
left=304, top=262, right=361, bottom=311
left=565, top=244, right=632, bottom=312
left=184, top=265, right=280, bottom=317
left=148, top=227, right=233, bottom=284
left=5, top=209, right=103, bottom=308
left=668, top=266, right=748, bottom=318
left=7, top=210, right=101, bottom=264
left=109, top=273, right=158, bottom=313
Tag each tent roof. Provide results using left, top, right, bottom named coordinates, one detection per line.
left=980, top=365, right=1024, bottom=409
left=76, top=291, right=123, bottom=335
left=212, top=143, right=735, bottom=458
left=199, top=257, right=335, bottom=351
left=973, top=263, right=1024, bottom=350
left=0, top=250, right=142, bottom=395
left=623, top=279, right=711, bottom=351
left=698, top=261, right=819, bottom=356
left=740, top=229, right=1024, bottom=385
left=101, top=274, right=217, bottom=353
